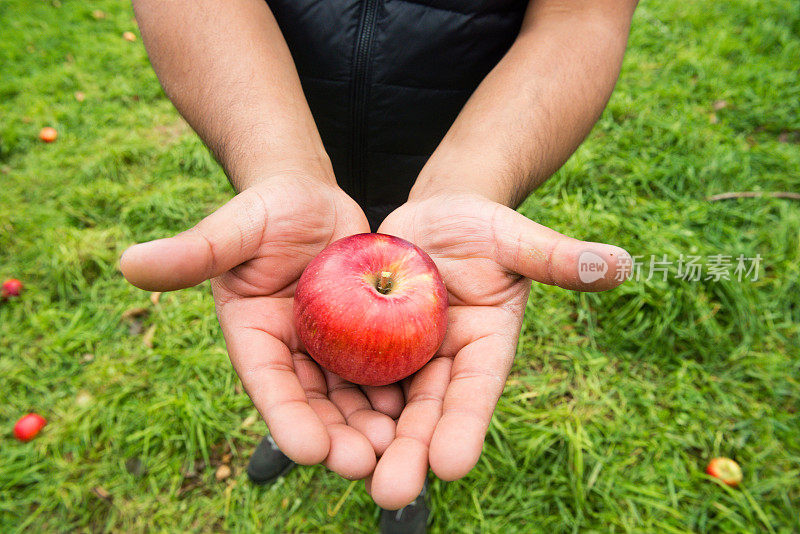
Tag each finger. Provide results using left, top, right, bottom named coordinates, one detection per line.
left=362, top=384, right=405, bottom=419
left=293, top=355, right=377, bottom=479
left=428, top=331, right=518, bottom=481
left=324, top=424, right=377, bottom=480
left=370, top=356, right=451, bottom=510
left=220, top=306, right=330, bottom=466
left=492, top=204, right=632, bottom=291
left=324, top=370, right=396, bottom=456
left=120, top=188, right=267, bottom=291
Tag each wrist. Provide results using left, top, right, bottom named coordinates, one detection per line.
left=230, top=153, right=337, bottom=192
left=408, top=167, right=514, bottom=207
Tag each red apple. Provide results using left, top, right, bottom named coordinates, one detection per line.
left=706, top=457, right=743, bottom=487
left=2, top=278, right=23, bottom=298
left=38, top=127, right=57, bottom=143
left=294, top=233, right=448, bottom=386
left=13, top=413, right=47, bottom=442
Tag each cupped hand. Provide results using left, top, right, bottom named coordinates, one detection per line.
left=366, top=192, right=632, bottom=508
left=120, top=174, right=405, bottom=480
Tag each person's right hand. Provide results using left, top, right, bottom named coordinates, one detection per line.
left=120, top=174, right=404, bottom=480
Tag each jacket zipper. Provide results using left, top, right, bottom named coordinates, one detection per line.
left=350, top=0, right=379, bottom=203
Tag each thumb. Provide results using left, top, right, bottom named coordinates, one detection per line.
left=120, top=189, right=266, bottom=291
left=493, top=206, right=632, bottom=292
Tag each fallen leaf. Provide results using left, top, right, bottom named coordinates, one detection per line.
left=92, top=486, right=112, bottom=501
left=128, top=320, right=144, bottom=336
left=122, top=307, right=149, bottom=336
left=92, top=9, right=106, bottom=19
left=123, top=31, right=136, bottom=42
left=221, top=453, right=232, bottom=464
left=122, top=307, right=149, bottom=320
left=142, top=325, right=156, bottom=348
left=713, top=99, right=728, bottom=111
left=215, top=465, right=232, bottom=481
left=150, top=292, right=162, bottom=305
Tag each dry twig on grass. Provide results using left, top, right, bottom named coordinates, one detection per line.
left=706, top=191, right=800, bottom=201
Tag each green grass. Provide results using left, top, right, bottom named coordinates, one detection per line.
left=1, top=0, right=799, bottom=531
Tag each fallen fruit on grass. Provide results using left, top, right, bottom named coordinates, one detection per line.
left=215, top=464, right=232, bottom=481
left=294, top=233, right=448, bottom=386
left=13, top=413, right=47, bottom=442
left=2, top=278, right=23, bottom=298
left=39, top=127, right=57, bottom=143
left=706, top=457, right=743, bottom=487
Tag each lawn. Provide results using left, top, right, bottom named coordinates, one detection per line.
left=1, top=0, right=798, bottom=532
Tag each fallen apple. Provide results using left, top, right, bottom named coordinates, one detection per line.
left=706, top=457, right=742, bottom=487
left=39, top=127, right=57, bottom=143
left=13, top=413, right=47, bottom=442
left=294, top=233, right=448, bottom=386
left=2, top=278, right=23, bottom=299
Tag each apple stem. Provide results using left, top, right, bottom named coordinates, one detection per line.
left=376, top=271, right=393, bottom=294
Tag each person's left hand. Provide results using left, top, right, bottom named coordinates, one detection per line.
left=361, top=192, right=631, bottom=509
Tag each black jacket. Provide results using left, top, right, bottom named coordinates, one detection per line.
left=268, top=0, right=527, bottom=229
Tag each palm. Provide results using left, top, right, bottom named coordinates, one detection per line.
left=367, top=193, right=630, bottom=509
left=381, top=194, right=533, bottom=308
left=122, top=176, right=401, bottom=479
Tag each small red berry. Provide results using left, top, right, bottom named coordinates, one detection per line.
left=13, top=413, right=47, bottom=442
left=706, top=457, right=743, bottom=487
left=39, top=127, right=58, bottom=143
left=1, top=278, right=23, bottom=298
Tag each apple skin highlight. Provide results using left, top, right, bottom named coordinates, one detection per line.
left=294, top=233, right=448, bottom=386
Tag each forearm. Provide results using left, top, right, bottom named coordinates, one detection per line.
left=132, top=0, right=332, bottom=191
left=409, top=0, right=638, bottom=207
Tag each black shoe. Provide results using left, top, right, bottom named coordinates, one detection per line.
left=379, top=482, right=429, bottom=534
left=247, top=435, right=296, bottom=485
